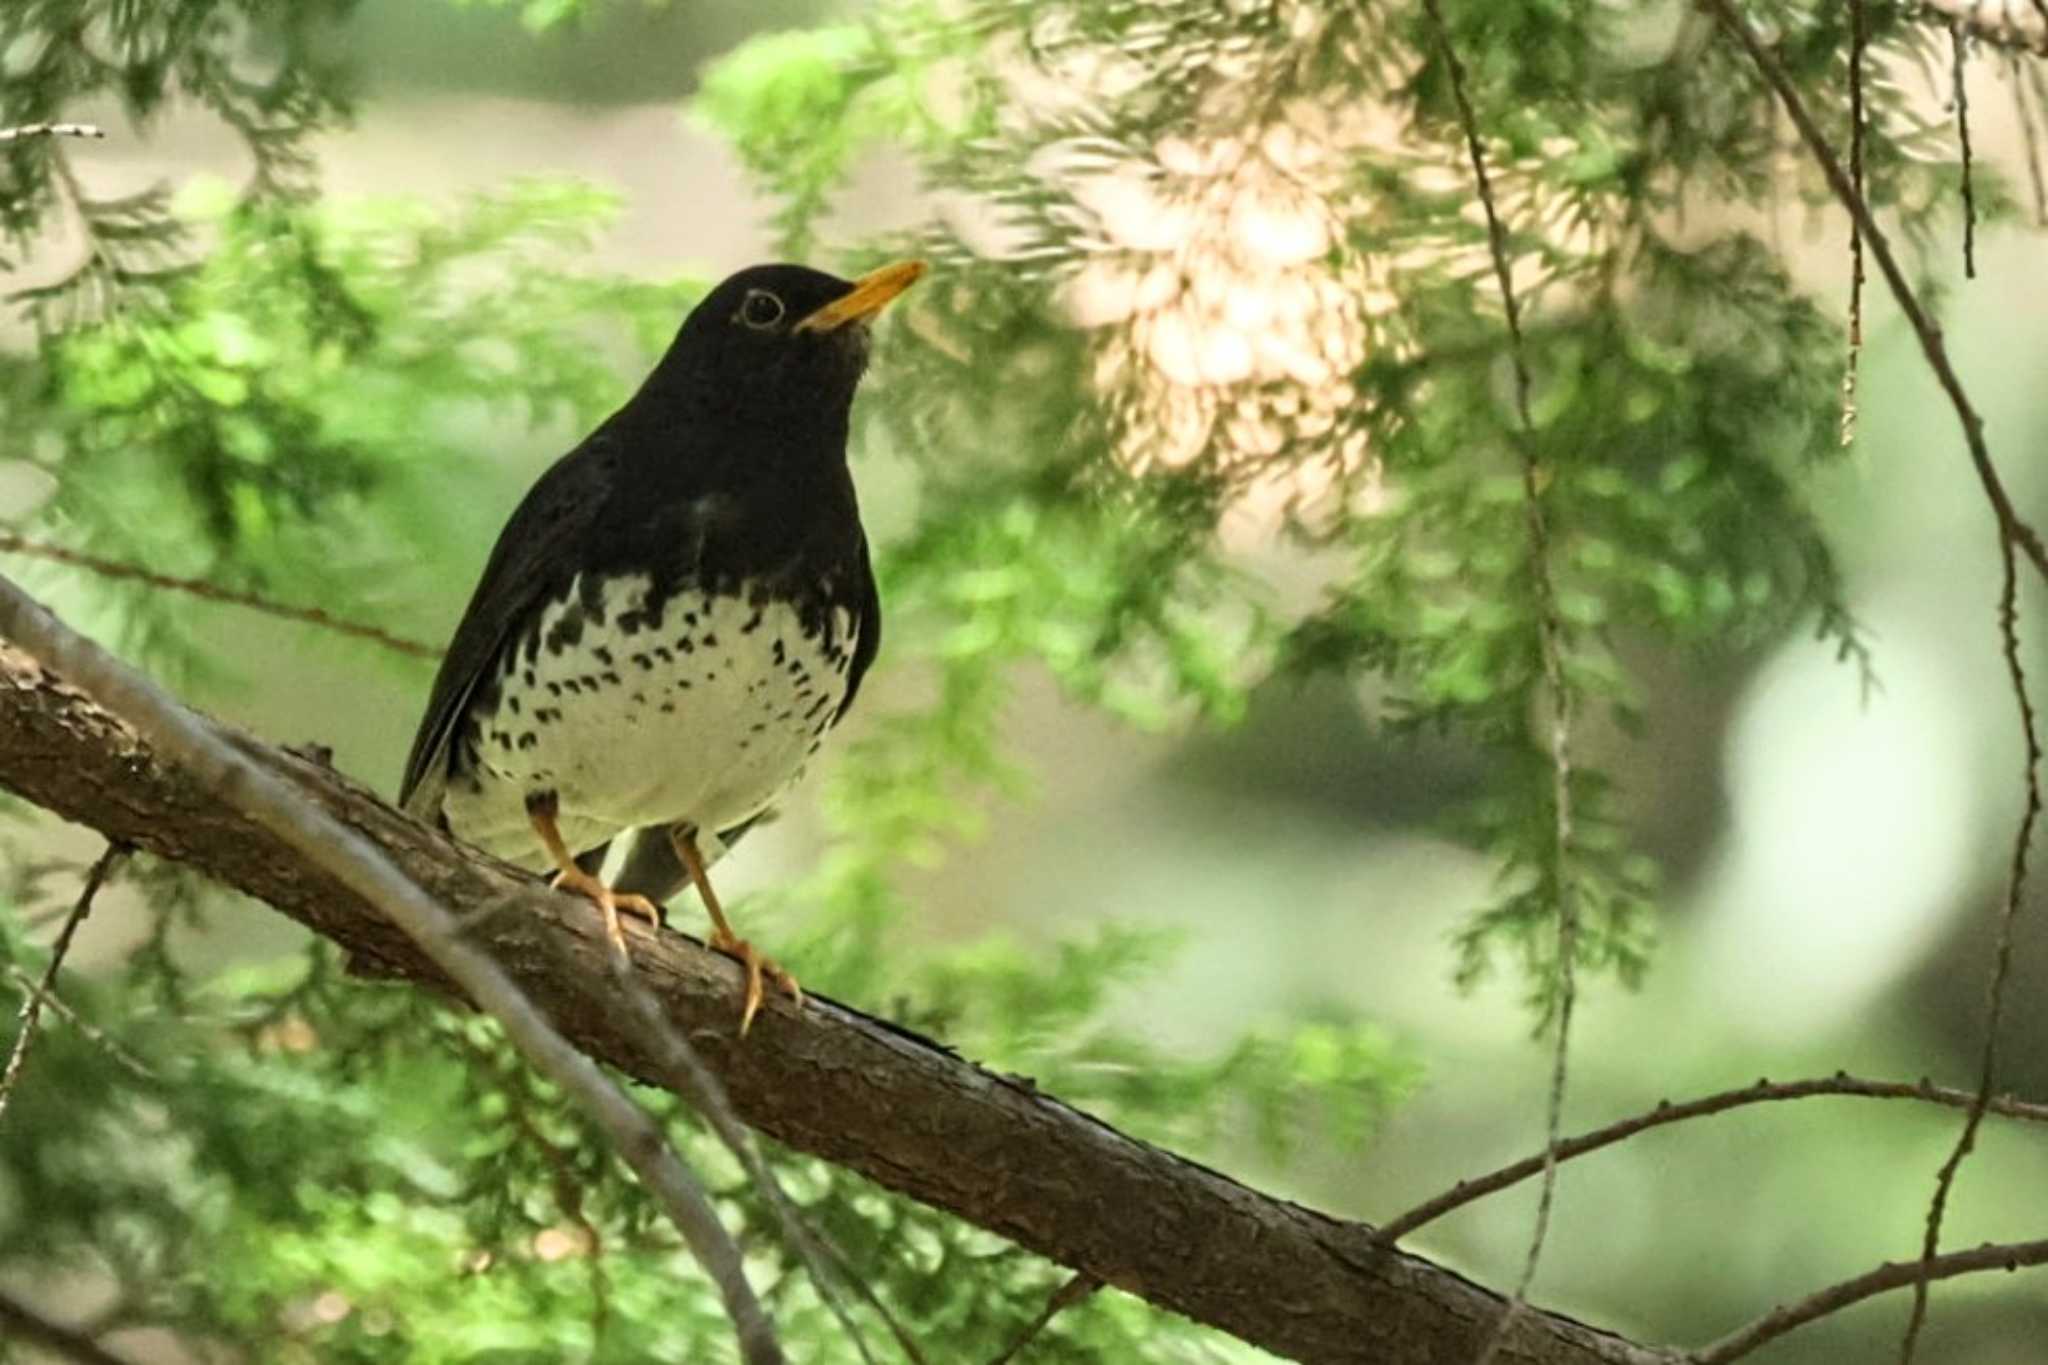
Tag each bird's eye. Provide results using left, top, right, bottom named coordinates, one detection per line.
left=739, top=289, right=785, bottom=330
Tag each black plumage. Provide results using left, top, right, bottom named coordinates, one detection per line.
left=399, top=260, right=920, bottom=1030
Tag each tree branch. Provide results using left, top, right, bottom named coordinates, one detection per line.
left=0, top=576, right=785, bottom=1365
left=1686, top=1238, right=2048, bottom=1365
left=1696, top=0, right=2048, bottom=587
left=0, top=611, right=1662, bottom=1364
left=0, top=530, right=440, bottom=661
left=0, top=839, right=125, bottom=1125
left=1376, top=1073, right=2048, bottom=1246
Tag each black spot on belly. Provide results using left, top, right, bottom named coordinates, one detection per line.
left=593, top=646, right=614, bottom=666
left=507, top=696, right=521, bottom=715
left=702, top=632, right=719, bottom=649
left=546, top=681, right=562, bottom=698
left=517, top=733, right=537, bottom=751
left=602, top=670, right=622, bottom=687
left=632, top=653, right=652, bottom=670
left=741, top=609, right=763, bottom=634
left=544, top=607, right=586, bottom=655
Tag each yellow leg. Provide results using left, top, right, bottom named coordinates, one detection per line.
left=670, top=825, right=801, bottom=1036
left=528, top=795, right=661, bottom=959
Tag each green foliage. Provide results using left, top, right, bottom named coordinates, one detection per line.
left=0, top=0, right=2004, bottom=1360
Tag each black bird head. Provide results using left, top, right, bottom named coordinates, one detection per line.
left=641, top=261, right=925, bottom=433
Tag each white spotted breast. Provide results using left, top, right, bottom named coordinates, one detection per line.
left=439, top=573, right=859, bottom=868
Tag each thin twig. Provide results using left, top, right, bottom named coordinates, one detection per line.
left=0, top=841, right=127, bottom=1127
left=1421, top=8, right=1579, bottom=1362
left=985, top=1272, right=1101, bottom=1365
left=1686, top=1237, right=2048, bottom=1364
left=0, top=123, right=106, bottom=143
left=1897, top=536, right=2044, bottom=1363
left=607, top=955, right=918, bottom=1365
left=0, top=573, right=785, bottom=1365
left=0, top=964, right=155, bottom=1081
left=1375, top=1071, right=2048, bottom=1246
left=0, top=1288, right=141, bottom=1365
left=1844, top=0, right=1868, bottom=447
left=1696, top=0, right=2048, bottom=585
left=0, top=530, right=440, bottom=661
left=1951, top=20, right=1978, bottom=278
left=1695, top=5, right=2046, bottom=1357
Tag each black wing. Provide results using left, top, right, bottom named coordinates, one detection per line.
left=836, top=529, right=881, bottom=722
left=398, top=430, right=621, bottom=817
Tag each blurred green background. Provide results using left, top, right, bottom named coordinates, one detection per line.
left=5, top=1, right=2048, bottom=1362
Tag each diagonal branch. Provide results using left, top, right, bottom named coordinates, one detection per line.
left=0, top=531, right=440, bottom=661
left=1686, top=1237, right=2048, bottom=1365
left=0, top=596, right=1660, bottom=1365
left=0, top=573, right=784, bottom=1365
left=0, top=839, right=127, bottom=1126
left=1376, top=1073, right=2048, bottom=1245
left=1696, top=0, right=2048, bottom=587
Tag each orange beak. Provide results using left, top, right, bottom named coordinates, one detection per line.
left=793, top=260, right=926, bottom=333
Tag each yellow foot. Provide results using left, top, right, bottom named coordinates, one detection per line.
left=708, top=928, right=802, bottom=1036
left=550, top=864, right=663, bottom=960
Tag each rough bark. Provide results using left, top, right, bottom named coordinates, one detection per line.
left=0, top=641, right=1665, bottom=1365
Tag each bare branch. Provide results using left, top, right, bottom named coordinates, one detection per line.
left=1695, top=0, right=2048, bottom=586
left=1420, top=5, right=1581, bottom=1359
left=0, top=840, right=126, bottom=1126
left=0, top=964, right=155, bottom=1081
left=0, top=573, right=784, bottom=1365
left=1686, top=1238, right=2048, bottom=1365
left=1844, top=0, right=1868, bottom=448
left=0, top=620, right=1661, bottom=1365
left=1898, top=535, right=2045, bottom=1362
left=1692, top=5, right=2048, bottom=1357
left=1376, top=1073, right=2048, bottom=1246
left=1951, top=20, right=1978, bottom=279
left=0, top=531, right=440, bottom=661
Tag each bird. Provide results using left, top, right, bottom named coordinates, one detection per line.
left=399, top=259, right=922, bottom=1033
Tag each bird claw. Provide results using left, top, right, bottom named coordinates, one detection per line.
left=550, top=866, right=662, bottom=960
left=708, top=929, right=801, bottom=1036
